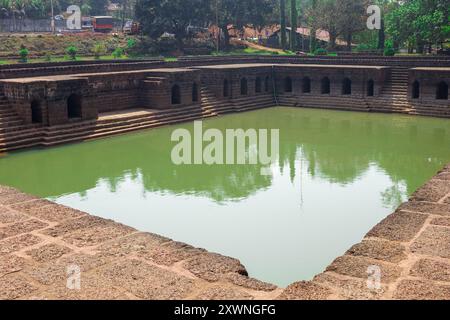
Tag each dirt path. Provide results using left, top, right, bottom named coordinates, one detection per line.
left=231, top=39, right=285, bottom=53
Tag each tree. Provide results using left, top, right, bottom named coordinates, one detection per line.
left=246, top=0, right=278, bottom=33
left=290, top=0, right=298, bottom=50
left=336, top=0, right=366, bottom=51
left=280, top=0, right=287, bottom=49
left=89, top=0, right=108, bottom=15
left=386, top=0, right=448, bottom=53
left=315, top=0, right=340, bottom=50
left=135, top=0, right=210, bottom=51
left=308, top=0, right=318, bottom=52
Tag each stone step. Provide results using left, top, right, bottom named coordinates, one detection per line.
left=0, top=123, right=45, bottom=135
left=44, top=110, right=213, bottom=138
left=41, top=113, right=221, bottom=147
left=0, top=119, right=24, bottom=127
left=0, top=141, right=42, bottom=154
left=0, top=127, right=43, bottom=143
left=0, top=134, right=43, bottom=149
left=277, top=98, right=370, bottom=112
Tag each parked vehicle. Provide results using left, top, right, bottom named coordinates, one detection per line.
left=92, top=16, right=114, bottom=33
left=124, top=20, right=141, bottom=35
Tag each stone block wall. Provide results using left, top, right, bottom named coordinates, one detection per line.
left=199, top=66, right=274, bottom=100
left=274, top=65, right=387, bottom=99
left=409, top=69, right=450, bottom=105
left=140, top=70, right=201, bottom=110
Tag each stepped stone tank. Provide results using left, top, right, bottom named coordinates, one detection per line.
left=0, top=55, right=449, bottom=153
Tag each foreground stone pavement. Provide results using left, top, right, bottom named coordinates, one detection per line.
left=1, top=165, right=450, bottom=300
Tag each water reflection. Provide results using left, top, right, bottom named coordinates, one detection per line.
left=0, top=107, right=448, bottom=204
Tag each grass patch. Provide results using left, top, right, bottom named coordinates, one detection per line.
left=164, top=57, right=178, bottom=62
left=0, top=55, right=131, bottom=65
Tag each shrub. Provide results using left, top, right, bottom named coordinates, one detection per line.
left=112, top=47, right=124, bottom=59
left=66, top=46, right=78, bottom=60
left=314, top=47, right=328, bottom=56
left=92, top=43, right=107, bottom=60
left=355, top=43, right=370, bottom=53
left=384, top=45, right=395, bottom=56
left=19, top=47, right=29, bottom=63
left=384, top=40, right=395, bottom=56
left=127, top=38, right=136, bottom=50
left=384, top=47, right=395, bottom=56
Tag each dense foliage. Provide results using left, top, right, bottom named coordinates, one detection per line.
left=1, top=0, right=448, bottom=54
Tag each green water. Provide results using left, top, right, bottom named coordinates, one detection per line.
left=1, top=107, right=450, bottom=287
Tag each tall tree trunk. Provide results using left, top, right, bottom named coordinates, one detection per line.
left=290, top=0, right=297, bottom=50
left=310, top=0, right=317, bottom=53
left=121, top=0, right=127, bottom=32
left=416, top=37, right=424, bottom=54
left=328, top=29, right=337, bottom=51
left=280, top=0, right=287, bottom=50
left=378, top=19, right=385, bottom=50
left=221, top=25, right=231, bottom=51
left=346, top=32, right=352, bottom=52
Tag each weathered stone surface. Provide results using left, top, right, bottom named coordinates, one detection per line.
left=25, top=244, right=72, bottom=262
left=138, top=240, right=205, bottom=266
left=58, top=253, right=111, bottom=272
left=0, top=255, right=28, bottom=277
left=410, top=259, right=450, bottom=282
left=0, top=193, right=38, bottom=206
left=183, top=253, right=248, bottom=282
left=24, top=252, right=110, bottom=287
left=21, top=203, right=86, bottom=222
left=0, top=208, right=29, bottom=224
left=326, top=255, right=401, bottom=283
left=0, top=185, right=19, bottom=195
left=430, top=217, right=450, bottom=227
left=0, top=275, right=37, bottom=300
left=367, top=211, right=428, bottom=242
left=0, top=219, right=48, bottom=240
left=62, top=224, right=135, bottom=247
left=24, top=263, right=67, bottom=285
left=399, top=201, right=450, bottom=216
left=393, top=280, right=450, bottom=300
left=43, top=275, right=130, bottom=300
left=277, top=281, right=331, bottom=300
left=411, top=226, right=450, bottom=259
left=97, top=232, right=169, bottom=258
left=195, top=286, right=254, bottom=300
left=313, top=272, right=386, bottom=300
left=346, top=239, right=407, bottom=263
left=436, top=172, right=450, bottom=181
left=0, top=234, right=43, bottom=255
left=10, top=199, right=54, bottom=214
left=40, top=215, right=109, bottom=238
left=411, top=179, right=450, bottom=202
left=224, top=273, right=277, bottom=292
left=98, top=259, right=196, bottom=300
